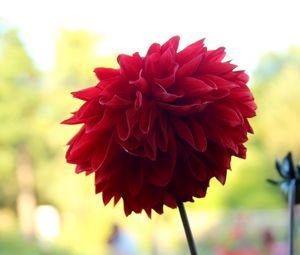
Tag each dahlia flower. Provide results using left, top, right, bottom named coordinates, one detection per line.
left=63, top=36, right=256, bottom=217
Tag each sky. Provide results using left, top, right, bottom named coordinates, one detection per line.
left=1, top=0, right=300, bottom=73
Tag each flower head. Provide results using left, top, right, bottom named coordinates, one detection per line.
left=268, top=152, right=300, bottom=203
left=63, top=36, right=256, bottom=217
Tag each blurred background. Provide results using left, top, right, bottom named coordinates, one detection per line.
left=1, top=0, right=300, bottom=254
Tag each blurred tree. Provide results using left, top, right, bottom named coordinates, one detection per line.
left=0, top=27, right=40, bottom=239
left=253, top=47, right=300, bottom=159
left=53, top=29, right=106, bottom=88
left=32, top=29, right=118, bottom=254
left=38, top=30, right=105, bottom=208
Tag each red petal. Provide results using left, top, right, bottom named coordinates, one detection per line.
left=158, top=48, right=176, bottom=72
left=66, top=126, right=85, bottom=146
left=130, top=73, right=151, bottom=95
left=91, top=135, right=119, bottom=171
left=172, top=117, right=197, bottom=150
left=198, top=61, right=237, bottom=75
left=244, top=119, right=254, bottom=134
left=189, top=152, right=208, bottom=181
left=144, top=208, right=152, bottom=218
left=229, top=88, right=254, bottom=101
left=157, top=111, right=168, bottom=152
left=154, top=48, right=178, bottom=88
left=75, top=162, right=91, bottom=174
left=90, top=109, right=119, bottom=133
left=126, top=158, right=144, bottom=196
left=204, top=143, right=232, bottom=169
left=102, top=189, right=114, bottom=205
left=143, top=52, right=160, bottom=79
left=190, top=119, right=207, bottom=152
left=205, top=47, right=226, bottom=63
left=158, top=101, right=207, bottom=116
left=207, top=103, right=243, bottom=127
left=71, top=98, right=102, bottom=122
left=114, top=193, right=121, bottom=206
left=62, top=115, right=83, bottom=125
left=139, top=102, right=157, bottom=134
left=118, top=53, right=142, bottom=80
left=176, top=77, right=214, bottom=97
left=117, top=114, right=130, bottom=141
left=95, top=180, right=107, bottom=194
left=204, top=120, right=238, bottom=153
left=126, top=108, right=139, bottom=134
left=94, top=67, right=119, bottom=80
left=176, top=54, right=204, bottom=78
left=134, top=91, right=143, bottom=110
left=236, top=101, right=257, bottom=118
left=147, top=43, right=161, bottom=55
left=102, top=94, right=132, bottom=109
left=161, top=36, right=180, bottom=53
left=153, top=204, right=164, bottom=215
left=154, top=72, right=177, bottom=90
left=67, top=134, right=95, bottom=163
left=202, top=74, right=239, bottom=90
left=118, top=136, right=141, bottom=152
left=163, top=193, right=177, bottom=208
left=95, top=169, right=107, bottom=185
left=152, top=82, right=183, bottom=102
left=71, top=86, right=101, bottom=100
left=144, top=130, right=157, bottom=160
left=177, top=38, right=205, bottom=65
left=237, top=144, right=247, bottom=158
left=214, top=168, right=227, bottom=185
left=137, top=184, right=163, bottom=212
left=100, top=76, right=134, bottom=99
left=146, top=130, right=176, bottom=186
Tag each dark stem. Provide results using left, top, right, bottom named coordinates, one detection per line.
left=288, top=179, right=296, bottom=255
left=177, top=199, right=198, bottom=255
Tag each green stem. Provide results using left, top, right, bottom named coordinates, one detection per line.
left=288, top=179, right=296, bottom=255
left=177, top=199, right=198, bottom=255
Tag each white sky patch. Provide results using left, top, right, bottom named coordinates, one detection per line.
left=1, top=0, right=300, bottom=72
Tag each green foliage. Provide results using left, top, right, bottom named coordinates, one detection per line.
left=0, top=231, right=73, bottom=255
left=0, top=28, right=40, bottom=207
left=54, top=29, right=106, bottom=88
left=252, top=46, right=300, bottom=159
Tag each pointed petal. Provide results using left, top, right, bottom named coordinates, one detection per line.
left=177, top=38, right=205, bottom=65
left=176, top=77, right=214, bottom=97
left=205, top=47, right=226, bottom=62
left=176, top=54, right=204, bottom=78
left=127, top=158, right=144, bottom=196
left=157, top=101, right=207, bottom=116
left=198, top=61, right=237, bottom=75
left=190, top=119, right=207, bottom=152
left=152, top=82, right=183, bottom=102
left=71, top=86, right=101, bottom=100
left=118, top=52, right=142, bottom=80
left=102, top=189, right=114, bottom=205
left=157, top=111, right=168, bottom=152
left=163, top=193, right=177, bottom=208
left=94, top=67, right=119, bottom=80
left=146, top=130, right=176, bottom=186
left=161, top=36, right=180, bottom=53
left=102, top=94, right=132, bottom=109
left=147, top=43, right=161, bottom=55
left=173, top=117, right=207, bottom=152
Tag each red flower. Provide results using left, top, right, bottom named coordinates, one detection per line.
left=63, top=36, right=256, bottom=217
